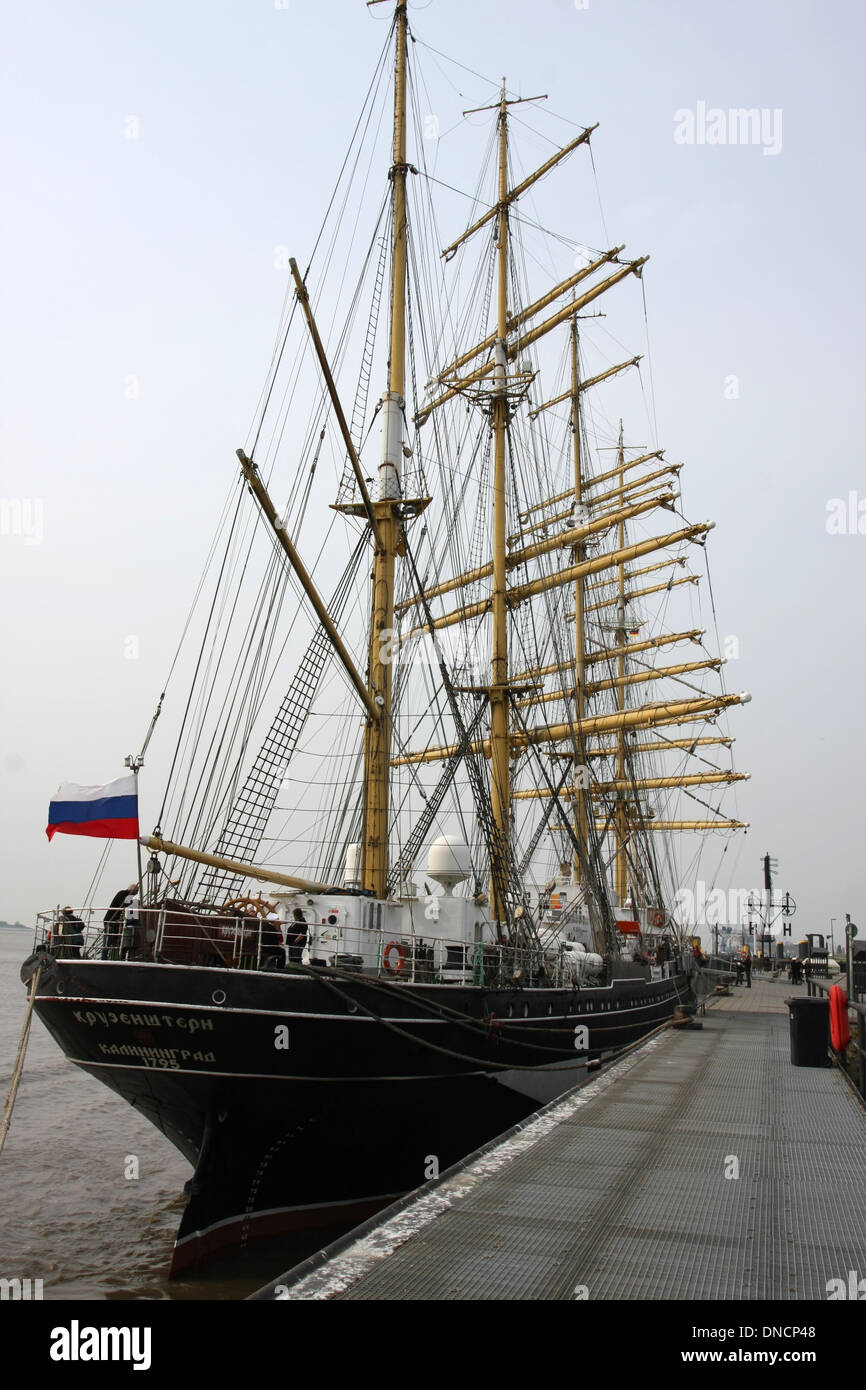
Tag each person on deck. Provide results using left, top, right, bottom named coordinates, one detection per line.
left=261, top=910, right=285, bottom=969
left=288, top=908, right=308, bottom=965
left=58, top=907, right=85, bottom=959
left=103, top=883, right=136, bottom=959
left=120, top=889, right=140, bottom=960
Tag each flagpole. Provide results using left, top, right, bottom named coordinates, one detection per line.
left=125, top=754, right=145, bottom=900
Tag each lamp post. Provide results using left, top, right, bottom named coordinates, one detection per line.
left=829, top=918, right=836, bottom=960
left=846, top=914, right=859, bottom=1000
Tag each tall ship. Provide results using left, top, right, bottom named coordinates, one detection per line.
left=22, top=2, right=749, bottom=1275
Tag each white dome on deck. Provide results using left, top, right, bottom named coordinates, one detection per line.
left=427, top=835, right=472, bottom=894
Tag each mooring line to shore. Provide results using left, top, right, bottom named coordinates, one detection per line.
left=0, top=965, right=42, bottom=1156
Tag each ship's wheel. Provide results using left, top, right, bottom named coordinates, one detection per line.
left=219, top=895, right=275, bottom=918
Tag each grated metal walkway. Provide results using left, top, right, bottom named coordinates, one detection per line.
left=256, top=978, right=866, bottom=1300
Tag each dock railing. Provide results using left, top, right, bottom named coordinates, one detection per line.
left=806, top=976, right=866, bottom=1099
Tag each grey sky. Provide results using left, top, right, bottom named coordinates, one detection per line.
left=1, top=0, right=863, bottom=944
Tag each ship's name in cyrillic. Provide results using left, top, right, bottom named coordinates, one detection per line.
left=71, top=1009, right=214, bottom=1032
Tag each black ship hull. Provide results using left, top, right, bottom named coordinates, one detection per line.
left=21, top=954, right=690, bottom=1273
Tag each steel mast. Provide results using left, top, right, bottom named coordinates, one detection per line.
left=570, top=317, right=590, bottom=885
left=488, top=81, right=511, bottom=927
left=361, top=0, right=410, bottom=898
left=614, top=421, right=629, bottom=904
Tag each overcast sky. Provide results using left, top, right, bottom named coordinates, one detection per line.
left=1, top=0, right=863, bottom=947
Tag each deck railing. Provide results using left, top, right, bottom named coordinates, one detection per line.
left=30, top=907, right=671, bottom=989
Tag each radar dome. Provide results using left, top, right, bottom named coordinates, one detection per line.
left=427, top=835, right=472, bottom=894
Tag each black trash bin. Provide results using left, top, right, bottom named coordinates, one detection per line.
left=787, top=996, right=830, bottom=1067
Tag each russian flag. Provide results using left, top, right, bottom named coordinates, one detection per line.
left=46, top=775, right=139, bottom=842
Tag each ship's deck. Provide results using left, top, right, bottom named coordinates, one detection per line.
left=252, top=974, right=866, bottom=1301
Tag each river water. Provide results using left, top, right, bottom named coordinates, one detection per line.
left=0, top=931, right=353, bottom=1300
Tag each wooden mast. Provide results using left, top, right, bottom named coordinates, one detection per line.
left=361, top=0, right=409, bottom=898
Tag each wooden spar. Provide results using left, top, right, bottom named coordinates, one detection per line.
left=237, top=450, right=381, bottom=723
left=513, top=771, right=749, bottom=800
left=581, top=736, right=733, bottom=757
left=584, top=573, right=698, bottom=613
left=413, top=360, right=497, bottom=425
left=402, top=520, right=714, bottom=639
left=432, top=246, right=622, bottom=384
left=512, top=629, right=704, bottom=682
left=140, top=836, right=342, bottom=895
left=288, top=258, right=383, bottom=551
left=513, top=657, right=724, bottom=709
left=439, top=123, right=599, bottom=262
left=508, top=259, right=648, bottom=360
left=587, top=556, right=685, bottom=591
left=625, top=820, right=749, bottom=831
left=586, top=657, right=723, bottom=696
left=389, top=690, right=751, bottom=767
left=415, top=250, right=628, bottom=425
left=394, top=489, right=676, bottom=615
left=519, top=449, right=664, bottom=522
left=508, top=469, right=680, bottom=544
left=584, top=448, right=669, bottom=492
left=361, top=0, right=409, bottom=899
left=529, top=354, right=642, bottom=420
left=587, top=463, right=682, bottom=511
left=508, top=462, right=681, bottom=542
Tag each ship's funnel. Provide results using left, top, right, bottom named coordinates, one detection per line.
left=427, top=835, right=471, bottom=895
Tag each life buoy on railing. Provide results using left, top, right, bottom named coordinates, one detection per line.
left=383, top=940, right=406, bottom=976
left=829, top=984, right=850, bottom=1052
left=648, top=909, right=665, bottom=928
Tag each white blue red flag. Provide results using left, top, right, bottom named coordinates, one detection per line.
left=46, top=775, right=139, bottom=841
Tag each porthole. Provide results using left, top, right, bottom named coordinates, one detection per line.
left=212, top=989, right=227, bottom=1005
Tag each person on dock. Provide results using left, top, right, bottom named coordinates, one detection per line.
left=743, top=945, right=752, bottom=988
left=735, top=957, right=744, bottom=985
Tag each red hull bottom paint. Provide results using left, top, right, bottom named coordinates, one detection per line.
left=168, top=1194, right=400, bottom=1277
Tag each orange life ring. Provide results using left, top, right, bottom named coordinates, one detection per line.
left=829, top=984, right=850, bottom=1052
left=383, top=940, right=406, bottom=975
left=648, top=909, right=664, bottom=928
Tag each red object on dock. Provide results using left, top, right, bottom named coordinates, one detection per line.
left=829, top=984, right=850, bottom=1052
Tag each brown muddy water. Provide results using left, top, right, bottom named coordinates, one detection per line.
left=0, top=931, right=354, bottom=1300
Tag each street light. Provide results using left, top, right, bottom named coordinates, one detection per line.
left=846, top=914, right=859, bottom=999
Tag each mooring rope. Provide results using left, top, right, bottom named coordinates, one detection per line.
left=0, top=965, right=42, bottom=1156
